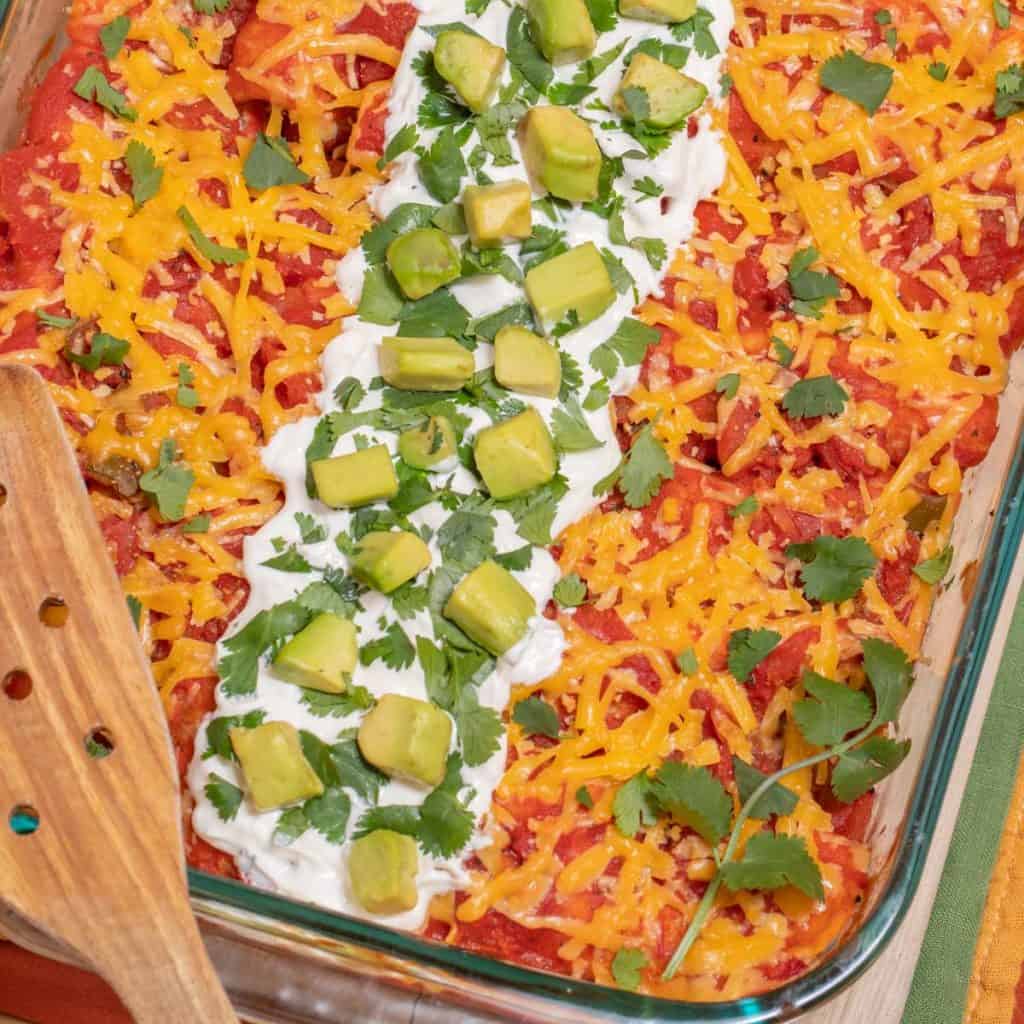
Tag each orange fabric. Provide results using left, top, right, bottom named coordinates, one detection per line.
left=967, top=754, right=1024, bottom=1024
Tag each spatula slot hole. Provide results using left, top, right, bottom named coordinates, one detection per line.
left=39, top=597, right=69, bottom=628
left=0, top=482, right=7, bottom=509
left=9, top=805, right=39, bottom=836
left=85, top=726, right=115, bottom=759
left=3, top=670, right=33, bottom=701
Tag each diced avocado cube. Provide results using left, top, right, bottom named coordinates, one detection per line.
left=398, top=415, right=457, bottom=469
left=350, top=530, right=432, bottom=594
left=272, top=613, right=357, bottom=694
left=474, top=406, right=556, bottom=499
left=519, top=106, right=601, bottom=202
left=524, top=242, right=615, bottom=327
left=526, top=0, right=596, bottom=64
left=357, top=694, right=452, bottom=787
left=444, top=559, right=536, bottom=655
left=386, top=228, right=461, bottom=300
left=349, top=830, right=419, bottom=915
left=434, top=30, right=506, bottom=114
left=464, top=181, right=533, bottom=249
left=619, top=0, right=697, bottom=23
left=615, top=53, right=708, bottom=128
left=230, top=722, right=324, bottom=812
left=494, top=326, right=561, bottom=398
left=312, top=445, right=399, bottom=509
left=379, top=337, right=475, bottom=392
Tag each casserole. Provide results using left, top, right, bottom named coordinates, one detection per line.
left=6, top=0, right=1024, bottom=1015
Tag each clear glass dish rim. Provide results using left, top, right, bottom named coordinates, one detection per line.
left=188, top=431, right=1024, bottom=1022
left=2, top=0, right=1020, bottom=1016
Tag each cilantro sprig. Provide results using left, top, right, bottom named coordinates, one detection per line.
left=661, top=637, right=912, bottom=980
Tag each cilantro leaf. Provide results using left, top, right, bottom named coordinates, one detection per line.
left=819, top=51, right=894, bottom=114
left=995, top=0, right=1012, bottom=28
left=391, top=580, right=430, bottom=620
left=418, top=127, right=467, bottom=203
left=354, top=804, right=421, bottom=840
left=438, top=502, right=496, bottom=570
left=905, top=494, right=947, bottom=535
left=792, top=670, right=873, bottom=746
left=787, top=247, right=841, bottom=319
left=676, top=647, right=698, bottom=675
left=913, top=545, right=953, bottom=584
left=512, top=696, right=560, bottom=738
left=576, top=785, right=594, bottom=809
left=205, top=773, right=243, bottom=821
left=380, top=124, right=420, bottom=166
left=584, top=379, right=611, bottom=411
left=995, top=64, right=1024, bottom=118
left=193, top=0, right=231, bottom=11
left=218, top=600, right=311, bottom=696
left=477, top=101, right=526, bottom=166
left=418, top=90, right=473, bottom=129
left=244, top=133, right=310, bottom=190
left=553, top=573, right=587, bottom=607
left=304, top=788, right=351, bottom=845
left=552, top=398, right=603, bottom=453
left=861, top=637, right=911, bottom=725
left=611, top=948, right=648, bottom=991
left=176, top=362, right=198, bottom=408
left=771, top=336, right=795, bottom=367
left=671, top=8, right=719, bottom=58
left=585, top=0, right=618, bottom=31
left=730, top=496, right=758, bottom=518
left=652, top=761, right=733, bottom=846
left=261, top=546, right=313, bottom=573
left=590, top=318, right=661, bottom=379
left=100, top=15, right=131, bottom=60
left=126, top=594, right=143, bottom=628
left=73, top=66, right=137, bottom=120
left=418, top=754, right=476, bottom=857
left=203, top=709, right=267, bottom=761
left=786, top=535, right=876, bottom=602
left=928, top=61, right=949, bottom=82
left=506, top=7, right=554, bottom=93
left=620, top=423, right=673, bottom=508
left=295, top=511, right=327, bottom=545
left=37, top=311, right=79, bottom=330
left=299, top=686, right=374, bottom=719
left=182, top=514, right=210, bottom=534
left=139, top=438, right=194, bottom=521
left=720, top=833, right=824, bottom=900
left=363, top=204, right=438, bottom=264
left=273, top=806, right=309, bottom=846
left=65, top=331, right=130, bottom=372
left=832, top=736, right=911, bottom=802
left=455, top=692, right=503, bottom=766
left=727, top=627, right=780, bottom=682
left=178, top=206, right=248, bottom=265
left=613, top=771, right=659, bottom=837
left=715, top=373, right=740, bottom=399
left=632, top=236, right=668, bottom=270
left=634, top=176, right=664, bottom=200
left=733, top=757, right=798, bottom=819
left=359, top=621, right=415, bottom=670
left=782, top=375, right=848, bottom=418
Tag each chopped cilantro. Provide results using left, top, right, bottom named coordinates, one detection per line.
left=576, top=785, right=594, bottom=809
left=244, top=133, right=310, bottom=190
left=730, top=496, right=759, bottom=518
left=715, top=373, right=740, bottom=399
left=676, top=647, right=698, bottom=675
left=205, top=773, right=243, bottom=821
left=612, top=771, right=659, bottom=837
left=720, top=833, right=824, bottom=900
left=619, top=423, right=673, bottom=508
left=304, top=789, right=351, bottom=844
left=928, top=61, right=949, bottom=81
left=299, top=686, right=375, bottom=719
left=100, top=15, right=131, bottom=60
left=203, top=709, right=267, bottom=761
left=379, top=124, right=420, bottom=168
left=786, top=535, right=877, bottom=602
left=193, top=0, right=230, bottom=11
left=633, top=176, right=664, bottom=200
left=360, top=621, right=415, bottom=670
left=553, top=573, right=587, bottom=607
left=295, top=511, right=327, bottom=544
left=37, top=311, right=78, bottom=330
left=217, top=599, right=312, bottom=697
left=793, top=670, right=873, bottom=746
left=782, top=375, right=849, bottom=418
left=831, top=735, right=911, bottom=801
left=727, top=627, right=781, bottom=682
left=590, top=317, right=660, bottom=378
left=732, top=757, right=798, bottom=819
left=73, top=66, right=137, bottom=120
left=771, top=335, right=795, bottom=367
left=819, top=50, right=894, bottom=114
left=139, top=438, right=194, bottom=522
left=512, top=696, right=560, bottom=738
left=995, top=64, right=1024, bottom=118
left=995, top=0, right=1012, bottom=27
left=362, top=204, right=438, bottom=264
left=671, top=8, right=719, bottom=57
left=477, top=101, right=526, bottom=166
left=611, top=948, right=648, bottom=991
left=652, top=761, right=733, bottom=845
left=913, top=544, right=953, bottom=584
left=182, top=514, right=210, bottom=534
left=65, top=332, right=130, bottom=372
left=126, top=594, right=143, bottom=629
left=552, top=398, right=603, bottom=453
left=178, top=206, right=248, bottom=265
left=176, top=361, right=198, bottom=408
left=787, top=246, right=841, bottom=318
left=506, top=7, right=554, bottom=94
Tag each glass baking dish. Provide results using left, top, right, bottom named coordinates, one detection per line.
left=2, top=0, right=1023, bottom=1020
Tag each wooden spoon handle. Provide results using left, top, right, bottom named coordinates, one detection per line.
left=0, top=365, right=238, bottom=1024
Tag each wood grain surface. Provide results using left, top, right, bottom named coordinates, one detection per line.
left=0, top=365, right=238, bottom=1024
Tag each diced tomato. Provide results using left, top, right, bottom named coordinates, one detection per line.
left=954, top=396, right=998, bottom=468
left=695, top=199, right=743, bottom=243
left=733, top=243, right=788, bottom=332
left=747, top=628, right=819, bottom=714
left=761, top=956, right=807, bottom=983
left=340, top=1, right=419, bottom=49
left=100, top=512, right=143, bottom=576
left=187, top=834, right=242, bottom=879
left=451, top=906, right=572, bottom=976
left=22, top=45, right=104, bottom=146
left=718, top=399, right=760, bottom=468
left=826, top=792, right=875, bottom=843
left=877, top=533, right=921, bottom=611
left=275, top=372, right=321, bottom=409
left=571, top=604, right=635, bottom=643
left=0, top=144, right=80, bottom=286
left=348, top=84, right=390, bottom=168
left=555, top=824, right=606, bottom=863
left=728, top=92, right=782, bottom=172
left=166, top=675, right=219, bottom=779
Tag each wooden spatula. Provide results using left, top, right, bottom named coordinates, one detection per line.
left=0, top=365, right=238, bottom=1023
